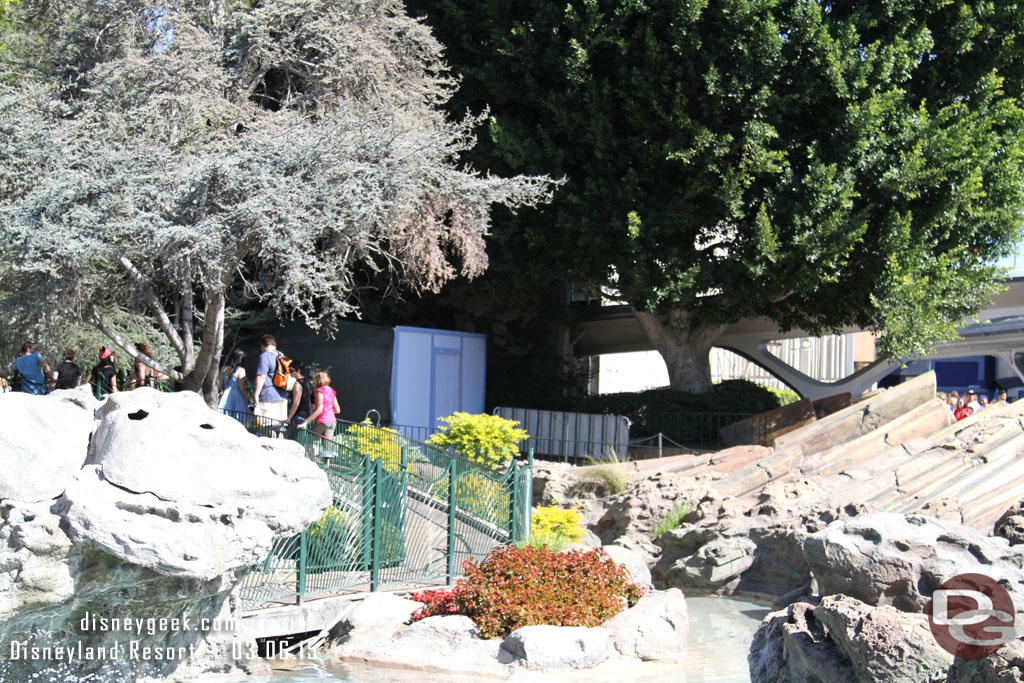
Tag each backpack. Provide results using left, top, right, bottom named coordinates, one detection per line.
left=272, top=352, right=293, bottom=390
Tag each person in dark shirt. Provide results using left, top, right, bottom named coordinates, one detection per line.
left=86, top=347, right=118, bottom=399
left=286, top=361, right=314, bottom=426
left=52, top=350, right=82, bottom=390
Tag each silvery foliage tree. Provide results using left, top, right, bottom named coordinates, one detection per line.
left=0, top=0, right=553, bottom=401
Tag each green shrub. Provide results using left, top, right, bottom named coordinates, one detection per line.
left=651, top=502, right=693, bottom=540
left=767, top=387, right=801, bottom=406
left=303, top=505, right=404, bottom=571
left=345, top=420, right=405, bottom=473
left=430, top=470, right=511, bottom=527
left=515, top=534, right=569, bottom=552
left=531, top=505, right=584, bottom=542
left=409, top=546, right=646, bottom=638
left=427, top=412, right=528, bottom=468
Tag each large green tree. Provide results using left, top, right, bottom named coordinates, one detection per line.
left=0, top=0, right=552, bottom=402
left=407, top=0, right=1024, bottom=392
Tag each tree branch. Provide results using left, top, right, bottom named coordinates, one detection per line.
left=117, top=255, right=188, bottom=364
left=90, top=312, right=184, bottom=381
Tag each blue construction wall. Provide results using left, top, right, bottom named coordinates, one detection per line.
left=391, top=326, right=486, bottom=432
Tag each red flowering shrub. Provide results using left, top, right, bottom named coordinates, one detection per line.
left=409, top=546, right=646, bottom=638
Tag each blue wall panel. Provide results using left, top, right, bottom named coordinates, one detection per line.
left=392, top=326, right=486, bottom=431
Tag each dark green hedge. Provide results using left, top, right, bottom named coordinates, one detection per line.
left=562, top=380, right=790, bottom=444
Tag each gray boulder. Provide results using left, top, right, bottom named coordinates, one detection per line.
left=0, top=501, right=74, bottom=623
left=995, top=500, right=1024, bottom=546
left=61, top=391, right=329, bottom=579
left=749, top=596, right=952, bottom=683
left=502, top=625, right=609, bottom=671
left=602, top=544, right=652, bottom=589
left=328, top=593, right=423, bottom=655
left=0, top=391, right=94, bottom=502
left=804, top=513, right=1024, bottom=614
left=662, top=537, right=756, bottom=590
left=392, top=616, right=511, bottom=677
left=654, top=478, right=869, bottom=599
left=88, top=389, right=327, bottom=527
left=603, top=588, right=687, bottom=662
left=946, top=638, right=1024, bottom=682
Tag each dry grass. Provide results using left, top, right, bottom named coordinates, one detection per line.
left=583, top=447, right=630, bottom=496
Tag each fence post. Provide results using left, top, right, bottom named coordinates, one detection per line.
left=297, top=532, right=307, bottom=605
left=361, top=455, right=373, bottom=575
left=523, top=448, right=534, bottom=542
left=371, top=459, right=383, bottom=591
left=446, top=462, right=457, bottom=585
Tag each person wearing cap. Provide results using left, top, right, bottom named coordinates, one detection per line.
left=86, top=347, right=119, bottom=399
left=1, top=342, right=49, bottom=394
left=966, top=390, right=981, bottom=413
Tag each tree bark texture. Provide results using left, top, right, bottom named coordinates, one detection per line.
left=634, top=310, right=725, bottom=393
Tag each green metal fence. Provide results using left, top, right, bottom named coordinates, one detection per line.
left=231, top=414, right=533, bottom=610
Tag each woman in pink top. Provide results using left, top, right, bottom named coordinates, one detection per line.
left=297, top=370, right=340, bottom=440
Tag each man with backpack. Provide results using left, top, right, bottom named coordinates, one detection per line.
left=253, top=334, right=290, bottom=436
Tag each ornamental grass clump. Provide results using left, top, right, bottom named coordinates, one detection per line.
left=409, top=546, right=645, bottom=638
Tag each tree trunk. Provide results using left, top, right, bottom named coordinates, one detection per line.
left=181, top=289, right=226, bottom=407
left=634, top=310, right=725, bottom=393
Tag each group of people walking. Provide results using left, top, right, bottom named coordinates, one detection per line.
left=0, top=342, right=152, bottom=398
left=218, top=334, right=341, bottom=437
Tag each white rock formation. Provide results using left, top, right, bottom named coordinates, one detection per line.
left=0, top=389, right=331, bottom=682
left=0, top=390, right=95, bottom=502
left=603, top=588, right=688, bottom=662
left=502, top=624, right=610, bottom=671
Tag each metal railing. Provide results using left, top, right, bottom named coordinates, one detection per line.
left=385, top=410, right=770, bottom=464
left=224, top=411, right=533, bottom=610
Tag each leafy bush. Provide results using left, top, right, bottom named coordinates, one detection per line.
left=345, top=420, right=404, bottom=473
left=429, top=470, right=511, bottom=527
left=409, top=546, right=645, bottom=638
left=651, top=503, right=693, bottom=540
left=302, top=505, right=404, bottom=571
left=518, top=505, right=585, bottom=551
left=531, top=505, right=584, bottom=542
left=427, top=412, right=528, bottom=467
left=767, top=387, right=800, bottom=406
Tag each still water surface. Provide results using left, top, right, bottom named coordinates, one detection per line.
left=254, top=597, right=769, bottom=683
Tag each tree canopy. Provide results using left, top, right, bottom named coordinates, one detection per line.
left=0, top=0, right=553, bottom=400
left=407, top=0, right=1024, bottom=391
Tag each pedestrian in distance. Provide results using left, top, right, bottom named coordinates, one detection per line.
left=297, top=370, right=340, bottom=441
left=286, top=361, right=314, bottom=427
left=86, top=347, right=118, bottom=399
left=218, top=348, right=251, bottom=420
left=52, top=350, right=82, bottom=390
left=252, top=334, right=290, bottom=436
left=1, top=342, right=50, bottom=394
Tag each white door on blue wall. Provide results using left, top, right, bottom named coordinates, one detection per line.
left=433, top=350, right=461, bottom=422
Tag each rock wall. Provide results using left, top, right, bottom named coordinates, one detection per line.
left=0, top=388, right=331, bottom=681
